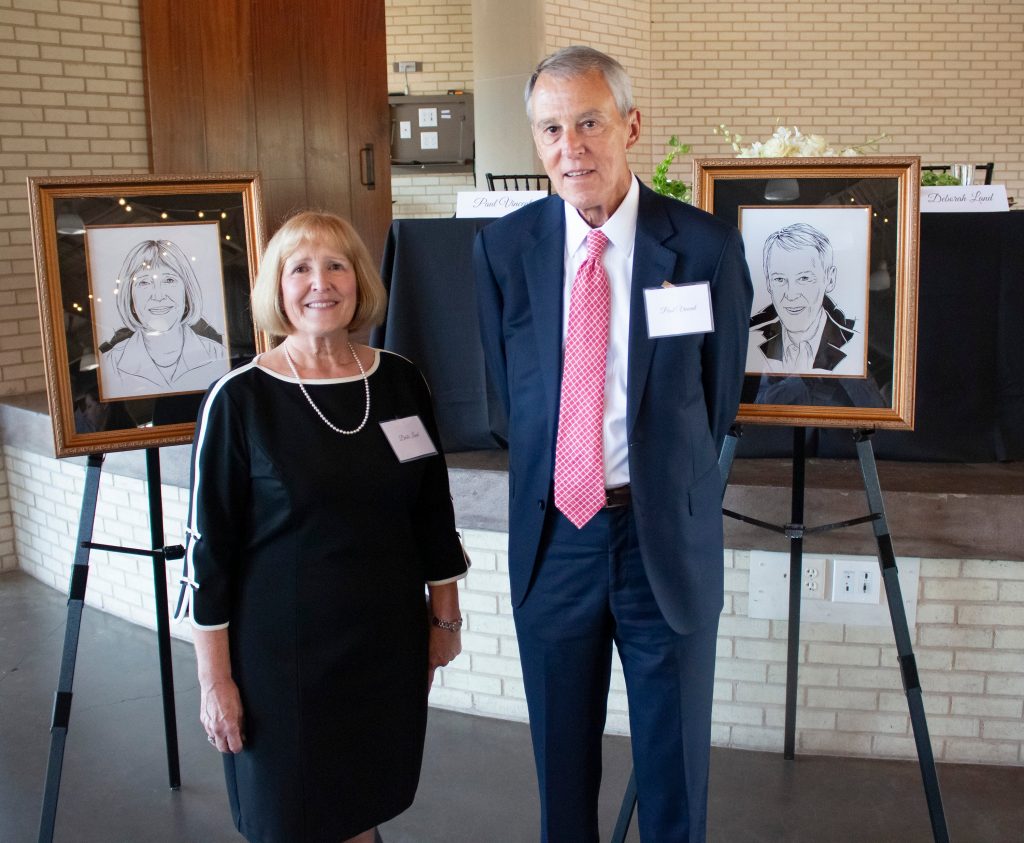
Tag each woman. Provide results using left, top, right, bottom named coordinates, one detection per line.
left=175, top=211, right=467, bottom=843
left=98, top=238, right=228, bottom=399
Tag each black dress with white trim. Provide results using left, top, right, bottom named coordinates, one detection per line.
left=178, top=349, right=468, bottom=842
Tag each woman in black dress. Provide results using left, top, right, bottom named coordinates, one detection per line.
left=176, top=211, right=468, bottom=842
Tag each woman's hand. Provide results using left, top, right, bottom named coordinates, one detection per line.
left=201, top=677, right=246, bottom=753
left=427, top=581, right=462, bottom=690
left=193, top=627, right=245, bottom=753
left=428, top=625, right=462, bottom=690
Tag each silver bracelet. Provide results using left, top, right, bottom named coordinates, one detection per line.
left=431, top=615, right=463, bottom=632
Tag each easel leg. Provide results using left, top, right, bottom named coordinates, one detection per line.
left=783, top=428, right=806, bottom=760
left=610, top=770, right=637, bottom=843
left=145, top=448, right=181, bottom=789
left=37, top=454, right=104, bottom=843
left=854, top=433, right=949, bottom=843
left=718, top=424, right=741, bottom=487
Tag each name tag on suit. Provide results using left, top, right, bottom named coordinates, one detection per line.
left=643, top=281, right=714, bottom=338
left=380, top=415, right=438, bottom=461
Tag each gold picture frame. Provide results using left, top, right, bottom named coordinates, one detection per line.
left=28, top=172, right=267, bottom=457
left=693, top=156, right=920, bottom=429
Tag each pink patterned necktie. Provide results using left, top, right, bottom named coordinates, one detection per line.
left=554, top=229, right=611, bottom=528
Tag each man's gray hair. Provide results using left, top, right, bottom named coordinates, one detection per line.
left=524, top=45, right=634, bottom=121
left=762, top=223, right=834, bottom=281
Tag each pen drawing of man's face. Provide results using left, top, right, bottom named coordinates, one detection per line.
left=763, top=224, right=837, bottom=338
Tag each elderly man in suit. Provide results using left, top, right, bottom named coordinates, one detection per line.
left=474, top=46, right=752, bottom=841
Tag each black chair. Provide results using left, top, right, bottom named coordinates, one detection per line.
left=921, top=163, right=994, bottom=185
left=485, top=173, right=552, bottom=193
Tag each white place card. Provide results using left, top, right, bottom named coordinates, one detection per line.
left=456, top=191, right=548, bottom=218
left=380, top=416, right=438, bottom=462
left=643, top=281, right=714, bottom=338
left=920, top=185, right=1009, bottom=213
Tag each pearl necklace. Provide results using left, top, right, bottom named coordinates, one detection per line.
left=283, top=340, right=371, bottom=435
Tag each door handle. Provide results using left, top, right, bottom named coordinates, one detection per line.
left=360, top=144, right=375, bottom=189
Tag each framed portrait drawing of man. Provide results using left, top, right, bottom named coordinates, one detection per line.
left=693, top=157, right=921, bottom=429
left=28, top=173, right=266, bottom=457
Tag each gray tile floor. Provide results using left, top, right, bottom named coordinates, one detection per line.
left=2, top=570, right=1021, bottom=842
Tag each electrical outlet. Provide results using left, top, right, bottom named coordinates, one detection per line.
left=749, top=550, right=919, bottom=627
left=801, top=559, right=827, bottom=601
left=831, top=559, right=881, bottom=604
left=394, top=61, right=421, bottom=73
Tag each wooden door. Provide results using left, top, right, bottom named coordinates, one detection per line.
left=140, top=0, right=392, bottom=263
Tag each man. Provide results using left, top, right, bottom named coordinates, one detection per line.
left=746, top=222, right=861, bottom=376
left=473, top=46, right=752, bottom=841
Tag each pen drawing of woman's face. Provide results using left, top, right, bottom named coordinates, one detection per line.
left=130, top=257, right=187, bottom=333
left=114, top=239, right=203, bottom=336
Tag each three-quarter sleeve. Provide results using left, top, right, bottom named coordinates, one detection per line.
left=174, top=378, right=251, bottom=628
left=409, top=367, right=471, bottom=585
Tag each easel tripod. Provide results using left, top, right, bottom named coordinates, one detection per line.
left=612, top=426, right=949, bottom=843
left=37, top=448, right=185, bottom=843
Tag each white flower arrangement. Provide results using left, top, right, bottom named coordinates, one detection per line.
left=713, top=123, right=888, bottom=158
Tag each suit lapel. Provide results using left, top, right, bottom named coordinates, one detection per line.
left=627, top=187, right=680, bottom=434
left=523, top=198, right=567, bottom=419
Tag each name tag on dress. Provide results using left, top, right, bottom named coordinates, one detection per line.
left=380, top=416, right=438, bottom=462
left=643, top=281, right=714, bottom=338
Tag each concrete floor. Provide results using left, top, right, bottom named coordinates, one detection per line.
left=1, top=570, right=1021, bottom=843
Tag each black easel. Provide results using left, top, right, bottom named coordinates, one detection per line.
left=37, top=448, right=185, bottom=843
left=612, top=426, right=949, bottom=843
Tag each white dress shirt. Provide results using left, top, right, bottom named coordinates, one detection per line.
left=561, top=175, right=640, bottom=488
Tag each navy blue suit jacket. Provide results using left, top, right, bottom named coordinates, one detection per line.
left=474, top=182, right=753, bottom=635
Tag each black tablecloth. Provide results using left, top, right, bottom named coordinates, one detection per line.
left=374, top=212, right=1024, bottom=461
left=371, top=218, right=505, bottom=452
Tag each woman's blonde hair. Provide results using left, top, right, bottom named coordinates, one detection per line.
left=251, top=210, right=387, bottom=337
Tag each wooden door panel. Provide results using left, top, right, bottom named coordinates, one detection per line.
left=251, top=0, right=309, bottom=227
left=140, top=0, right=209, bottom=173
left=198, top=0, right=258, bottom=173
left=301, top=0, right=351, bottom=218
left=141, top=0, right=391, bottom=252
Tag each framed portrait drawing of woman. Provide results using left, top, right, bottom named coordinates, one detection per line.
left=28, top=173, right=266, bottom=457
left=693, top=157, right=921, bottom=430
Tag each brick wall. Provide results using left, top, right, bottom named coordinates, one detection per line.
left=388, top=1, right=1024, bottom=217
left=385, top=0, right=473, bottom=96
left=6, top=441, right=1024, bottom=765
left=644, top=2, right=1024, bottom=197
left=0, top=0, right=148, bottom=397
left=390, top=172, right=475, bottom=219
left=0, top=447, right=15, bottom=571
left=435, top=538, right=1024, bottom=765
left=5, top=446, right=188, bottom=629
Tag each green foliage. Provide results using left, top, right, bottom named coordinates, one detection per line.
left=652, top=136, right=692, bottom=204
left=920, top=170, right=962, bottom=186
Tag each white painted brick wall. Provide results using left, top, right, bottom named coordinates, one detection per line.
left=390, top=173, right=476, bottom=219
left=0, top=449, right=15, bottom=571
left=5, top=442, right=1023, bottom=766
